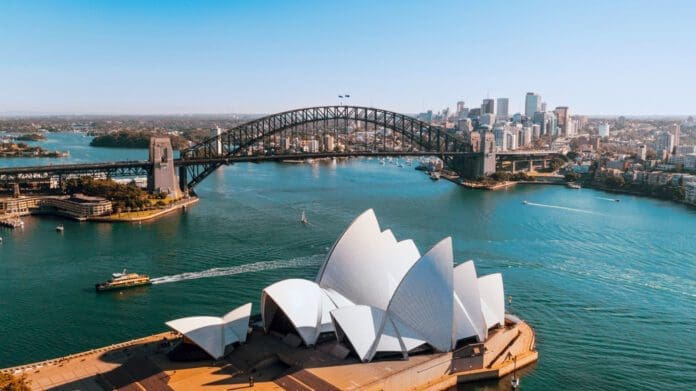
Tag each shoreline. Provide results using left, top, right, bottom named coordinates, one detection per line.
left=89, top=196, right=199, bottom=222
left=0, top=196, right=199, bottom=225
left=1, top=319, right=538, bottom=390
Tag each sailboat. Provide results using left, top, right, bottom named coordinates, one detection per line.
left=300, top=211, right=309, bottom=225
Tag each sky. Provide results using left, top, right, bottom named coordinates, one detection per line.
left=1, top=0, right=695, bottom=116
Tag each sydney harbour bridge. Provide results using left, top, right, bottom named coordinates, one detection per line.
left=0, top=106, right=557, bottom=193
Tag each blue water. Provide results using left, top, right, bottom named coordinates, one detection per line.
left=0, top=133, right=695, bottom=389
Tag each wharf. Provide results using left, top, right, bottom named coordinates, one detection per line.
left=1, top=319, right=537, bottom=391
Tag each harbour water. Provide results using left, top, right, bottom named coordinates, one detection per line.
left=1, top=134, right=695, bottom=389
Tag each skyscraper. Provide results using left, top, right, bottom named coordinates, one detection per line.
left=554, top=106, right=570, bottom=135
left=456, top=101, right=466, bottom=118
left=496, top=98, right=509, bottom=120
left=525, top=92, right=541, bottom=118
left=481, top=99, right=495, bottom=115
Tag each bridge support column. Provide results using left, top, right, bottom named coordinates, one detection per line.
left=148, top=137, right=182, bottom=198
left=528, top=159, right=534, bottom=173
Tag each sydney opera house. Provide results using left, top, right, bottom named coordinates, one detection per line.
left=167, top=209, right=512, bottom=363
left=6, top=209, right=536, bottom=390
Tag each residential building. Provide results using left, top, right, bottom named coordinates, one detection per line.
left=554, top=107, right=571, bottom=136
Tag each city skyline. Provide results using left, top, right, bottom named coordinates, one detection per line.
left=1, top=0, right=695, bottom=116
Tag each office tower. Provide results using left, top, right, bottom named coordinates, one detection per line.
left=496, top=98, right=509, bottom=120
left=540, top=102, right=547, bottom=112
left=481, top=99, right=495, bottom=115
left=456, top=101, right=466, bottom=118
left=639, top=144, right=647, bottom=160
left=554, top=106, right=570, bottom=135
left=468, top=108, right=481, bottom=118
left=598, top=123, right=610, bottom=137
left=525, top=92, right=541, bottom=118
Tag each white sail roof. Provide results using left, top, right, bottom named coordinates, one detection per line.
left=166, top=302, right=252, bottom=360
left=452, top=261, right=487, bottom=343
left=478, top=273, right=505, bottom=329
left=222, top=303, right=252, bottom=345
left=316, top=209, right=421, bottom=310
left=262, top=278, right=335, bottom=346
left=386, top=237, right=454, bottom=352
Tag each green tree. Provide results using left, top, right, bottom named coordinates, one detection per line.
left=0, top=372, right=31, bottom=391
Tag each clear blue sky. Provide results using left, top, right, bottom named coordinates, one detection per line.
left=1, top=0, right=694, bottom=115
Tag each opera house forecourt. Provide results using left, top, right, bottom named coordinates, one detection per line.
left=3, top=210, right=537, bottom=390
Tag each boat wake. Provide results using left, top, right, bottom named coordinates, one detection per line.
left=525, top=201, right=598, bottom=215
left=150, top=255, right=324, bottom=285
left=595, top=197, right=619, bottom=202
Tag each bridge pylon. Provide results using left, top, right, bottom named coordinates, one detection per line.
left=148, top=137, right=182, bottom=198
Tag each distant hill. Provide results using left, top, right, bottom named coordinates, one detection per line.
left=90, top=131, right=188, bottom=150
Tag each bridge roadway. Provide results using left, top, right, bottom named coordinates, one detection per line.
left=0, top=150, right=559, bottom=183
left=0, top=150, right=557, bottom=176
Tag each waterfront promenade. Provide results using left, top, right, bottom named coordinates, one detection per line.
left=1, top=321, right=537, bottom=390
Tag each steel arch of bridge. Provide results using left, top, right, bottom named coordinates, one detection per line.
left=179, top=105, right=471, bottom=188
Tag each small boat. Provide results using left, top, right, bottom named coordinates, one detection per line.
left=56, top=224, right=64, bottom=232
left=614, top=199, right=620, bottom=202
left=95, top=269, right=151, bottom=292
left=522, top=200, right=529, bottom=205
left=566, top=182, right=581, bottom=189
left=429, top=171, right=441, bottom=181
left=300, top=211, right=309, bottom=225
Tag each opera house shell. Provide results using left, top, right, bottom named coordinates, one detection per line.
left=167, top=209, right=506, bottom=363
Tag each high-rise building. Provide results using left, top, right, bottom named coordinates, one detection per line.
left=598, top=123, right=610, bottom=137
left=481, top=99, right=495, bottom=115
left=525, top=92, right=541, bottom=118
left=670, top=124, right=681, bottom=150
left=456, top=101, right=466, bottom=118
left=517, top=126, right=532, bottom=148
left=639, top=144, right=647, bottom=161
left=540, top=102, right=547, bottom=112
left=211, top=126, right=223, bottom=155
left=554, top=106, right=571, bottom=135
left=655, top=131, right=675, bottom=156
left=496, top=98, right=509, bottom=120
left=493, top=125, right=505, bottom=150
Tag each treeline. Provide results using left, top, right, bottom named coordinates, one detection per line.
left=90, top=131, right=188, bottom=150
left=64, top=177, right=152, bottom=210
left=16, top=133, right=46, bottom=141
